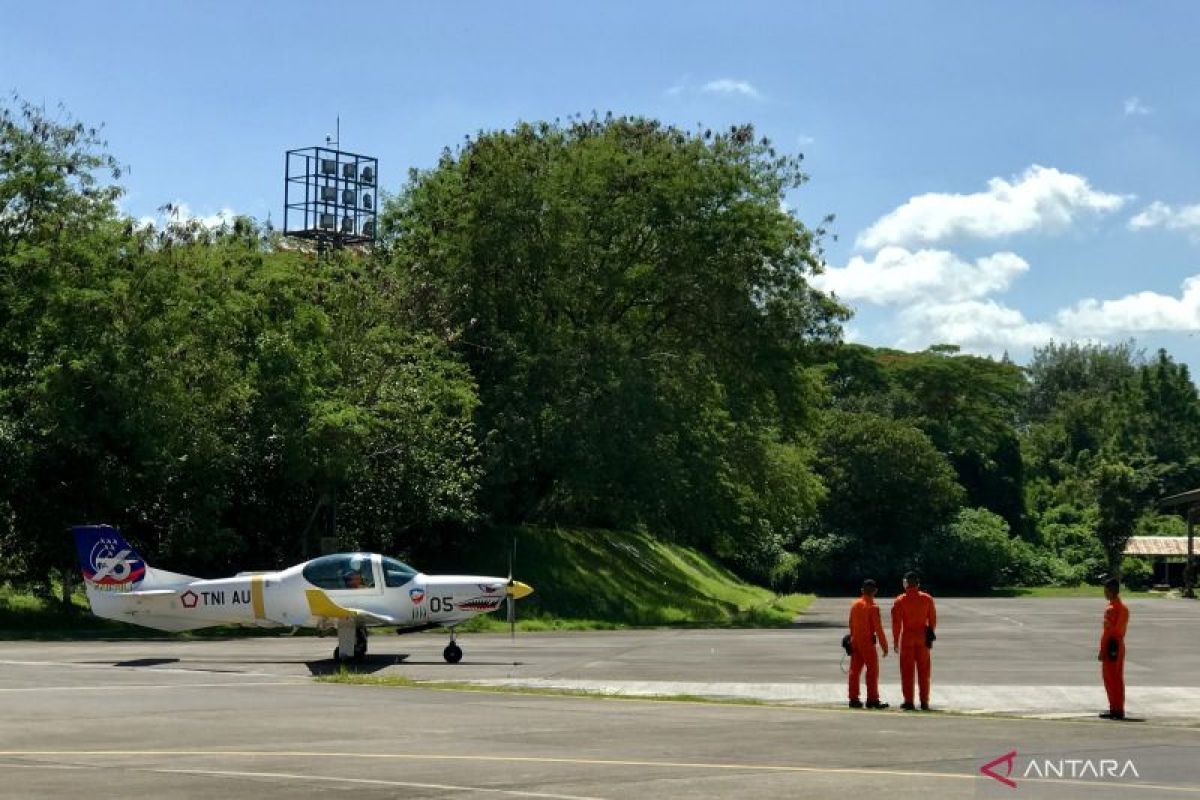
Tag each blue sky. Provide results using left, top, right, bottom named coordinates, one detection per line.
left=5, top=1, right=1200, bottom=370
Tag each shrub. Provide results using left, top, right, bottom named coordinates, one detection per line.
left=1120, top=557, right=1154, bottom=590
left=919, top=507, right=1013, bottom=590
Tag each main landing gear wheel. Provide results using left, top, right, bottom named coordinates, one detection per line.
left=354, top=628, right=368, bottom=659
left=443, top=642, right=463, bottom=664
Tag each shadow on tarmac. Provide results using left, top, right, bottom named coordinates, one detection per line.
left=111, top=658, right=181, bottom=668
left=788, top=619, right=842, bottom=629
left=305, top=654, right=410, bottom=675
left=392, top=660, right=528, bottom=667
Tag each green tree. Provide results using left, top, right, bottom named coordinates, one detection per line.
left=1025, top=340, right=1142, bottom=422
left=0, top=97, right=128, bottom=584
left=0, top=96, right=482, bottom=581
left=383, top=115, right=844, bottom=576
left=1021, top=341, right=1148, bottom=534
left=808, top=411, right=965, bottom=588
left=919, top=507, right=1013, bottom=590
left=1138, top=349, right=1200, bottom=496
left=825, top=344, right=1027, bottom=536
left=1091, top=459, right=1149, bottom=576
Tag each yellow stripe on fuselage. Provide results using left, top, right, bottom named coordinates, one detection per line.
left=251, top=576, right=265, bottom=620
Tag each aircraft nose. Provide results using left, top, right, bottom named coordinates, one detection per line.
left=508, top=580, right=534, bottom=600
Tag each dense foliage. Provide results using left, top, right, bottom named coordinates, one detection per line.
left=3, top=99, right=1196, bottom=596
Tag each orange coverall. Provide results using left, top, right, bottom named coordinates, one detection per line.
left=891, top=587, right=936, bottom=706
left=848, top=595, right=888, bottom=702
left=1100, top=596, right=1130, bottom=714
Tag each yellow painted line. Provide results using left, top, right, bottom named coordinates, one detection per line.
left=305, top=589, right=353, bottom=619
left=251, top=576, right=265, bottom=620
left=1, top=750, right=1198, bottom=794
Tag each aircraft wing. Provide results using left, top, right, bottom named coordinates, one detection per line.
left=304, top=589, right=397, bottom=625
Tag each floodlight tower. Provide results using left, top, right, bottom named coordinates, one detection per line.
left=284, top=127, right=378, bottom=252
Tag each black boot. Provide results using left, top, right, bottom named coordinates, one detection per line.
left=848, top=698, right=864, bottom=708
left=866, top=699, right=889, bottom=709
left=1099, top=710, right=1125, bottom=720
left=900, top=702, right=917, bottom=711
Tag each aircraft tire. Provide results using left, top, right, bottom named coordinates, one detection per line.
left=353, top=629, right=368, bottom=660
left=443, top=643, right=463, bottom=664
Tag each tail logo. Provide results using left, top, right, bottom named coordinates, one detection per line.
left=84, top=536, right=145, bottom=590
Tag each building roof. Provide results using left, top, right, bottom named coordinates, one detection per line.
left=1124, top=537, right=1193, bottom=557
left=1160, top=488, right=1200, bottom=508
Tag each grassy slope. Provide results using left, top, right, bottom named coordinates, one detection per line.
left=429, top=525, right=812, bottom=629
left=0, top=526, right=811, bottom=638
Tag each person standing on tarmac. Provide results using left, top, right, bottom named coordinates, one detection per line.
left=1099, top=577, right=1130, bottom=720
left=848, top=579, right=890, bottom=709
left=892, top=571, right=937, bottom=711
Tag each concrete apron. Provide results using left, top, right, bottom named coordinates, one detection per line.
left=458, top=678, right=1200, bottom=719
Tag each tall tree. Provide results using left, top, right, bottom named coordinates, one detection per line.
left=1138, top=349, right=1200, bottom=496
left=0, top=97, right=127, bottom=584
left=1091, top=459, right=1149, bottom=575
left=810, top=411, right=965, bottom=586
left=826, top=344, right=1027, bottom=536
left=383, top=116, right=846, bottom=575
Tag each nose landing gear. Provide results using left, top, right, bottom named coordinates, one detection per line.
left=443, top=628, right=463, bottom=663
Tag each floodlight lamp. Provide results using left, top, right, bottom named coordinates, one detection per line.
left=321, top=159, right=336, bottom=175
left=342, top=189, right=355, bottom=205
left=362, top=193, right=373, bottom=209
left=341, top=215, right=354, bottom=233
left=319, top=213, right=335, bottom=229
left=361, top=166, right=374, bottom=185
left=362, top=220, right=375, bottom=238
left=343, top=163, right=357, bottom=179
left=321, top=186, right=337, bottom=202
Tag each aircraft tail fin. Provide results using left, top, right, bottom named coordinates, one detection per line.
left=72, top=524, right=149, bottom=591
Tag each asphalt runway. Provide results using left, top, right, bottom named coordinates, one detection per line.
left=1, top=597, right=1198, bottom=798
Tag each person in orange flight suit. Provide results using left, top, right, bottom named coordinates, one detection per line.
left=847, top=579, right=890, bottom=709
left=1099, top=577, right=1130, bottom=720
left=891, top=571, right=937, bottom=711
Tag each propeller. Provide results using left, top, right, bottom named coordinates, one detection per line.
left=504, top=537, right=534, bottom=640
left=507, top=538, right=515, bottom=640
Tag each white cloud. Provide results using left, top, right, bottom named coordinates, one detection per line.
left=1124, top=96, right=1152, bottom=116
left=814, top=246, right=1028, bottom=306
left=876, top=273, right=1200, bottom=356
left=1129, top=201, right=1200, bottom=238
left=665, top=75, right=690, bottom=97
left=893, top=300, right=1058, bottom=354
left=856, top=165, right=1128, bottom=250
left=701, top=79, right=762, bottom=99
left=137, top=201, right=237, bottom=231
left=796, top=134, right=816, bottom=146
left=1056, top=276, right=1200, bottom=337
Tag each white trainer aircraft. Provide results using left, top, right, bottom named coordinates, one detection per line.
left=72, top=524, right=533, bottom=664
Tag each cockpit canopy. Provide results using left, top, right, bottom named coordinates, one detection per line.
left=302, top=553, right=375, bottom=590
left=301, top=553, right=418, bottom=590
left=381, top=556, right=417, bottom=588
